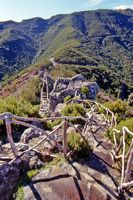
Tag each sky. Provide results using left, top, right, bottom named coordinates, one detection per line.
left=0, top=0, right=133, bottom=22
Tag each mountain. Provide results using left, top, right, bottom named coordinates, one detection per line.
left=0, top=9, right=133, bottom=96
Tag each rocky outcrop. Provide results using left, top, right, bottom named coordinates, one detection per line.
left=49, top=74, right=99, bottom=111
left=23, top=161, right=117, bottom=200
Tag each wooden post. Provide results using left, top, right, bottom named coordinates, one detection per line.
left=124, top=148, right=133, bottom=183
left=5, top=115, right=18, bottom=157
left=63, top=119, right=68, bottom=157
left=46, top=75, right=49, bottom=100
left=121, top=129, right=126, bottom=186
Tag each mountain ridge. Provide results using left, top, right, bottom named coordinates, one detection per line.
left=0, top=8, right=132, bottom=96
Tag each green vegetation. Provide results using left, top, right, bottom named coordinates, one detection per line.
left=62, top=103, right=86, bottom=117
left=64, top=95, right=72, bottom=103
left=15, top=180, right=24, bottom=200
left=0, top=9, right=132, bottom=98
left=81, top=86, right=89, bottom=95
left=50, top=65, right=76, bottom=79
left=61, top=103, right=86, bottom=124
left=0, top=77, right=40, bottom=117
left=107, top=117, right=133, bottom=153
left=67, top=131, right=92, bottom=158
left=103, top=99, right=128, bottom=122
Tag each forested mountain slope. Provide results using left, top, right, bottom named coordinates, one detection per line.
left=0, top=9, right=132, bottom=96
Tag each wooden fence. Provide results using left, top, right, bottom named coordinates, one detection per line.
left=0, top=99, right=132, bottom=192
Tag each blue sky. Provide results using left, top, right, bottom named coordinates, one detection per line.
left=0, top=0, right=133, bottom=22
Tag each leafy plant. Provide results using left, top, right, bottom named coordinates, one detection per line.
left=67, top=131, right=92, bottom=158
left=81, top=86, right=89, bottom=95
left=103, top=99, right=128, bottom=122
left=61, top=103, right=86, bottom=124
left=64, top=95, right=72, bottom=103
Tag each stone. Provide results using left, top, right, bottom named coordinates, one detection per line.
left=61, top=162, right=77, bottom=177
left=67, top=126, right=77, bottom=134
left=0, top=163, right=20, bottom=200
left=24, top=166, right=90, bottom=200
left=16, top=142, right=29, bottom=151
left=81, top=172, right=95, bottom=184
left=29, top=155, right=44, bottom=169
left=21, top=127, right=45, bottom=143
left=49, top=74, right=99, bottom=111
left=94, top=151, right=114, bottom=166
left=90, top=185, right=106, bottom=200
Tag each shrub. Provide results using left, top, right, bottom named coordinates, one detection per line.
left=20, top=77, right=40, bottom=105
left=0, top=96, right=39, bottom=117
left=61, top=103, right=86, bottom=124
left=81, top=86, right=89, bottom=95
left=107, top=118, right=133, bottom=152
left=103, top=99, right=128, bottom=122
left=64, top=95, right=72, bottom=103
left=67, top=131, right=92, bottom=158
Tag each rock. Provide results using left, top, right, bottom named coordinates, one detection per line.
left=24, top=166, right=90, bottom=200
left=49, top=74, right=99, bottom=111
left=67, top=126, right=77, bottom=134
left=61, top=163, right=77, bottom=177
left=21, top=127, right=45, bottom=143
left=81, top=172, right=95, bottom=184
left=94, top=151, right=114, bottom=166
left=54, top=103, right=65, bottom=114
left=29, top=155, right=44, bottom=169
left=71, top=74, right=86, bottom=82
left=0, top=164, right=20, bottom=200
left=90, top=185, right=106, bottom=200
left=125, top=110, right=133, bottom=117
left=44, top=141, right=52, bottom=149
left=16, top=142, right=29, bottom=151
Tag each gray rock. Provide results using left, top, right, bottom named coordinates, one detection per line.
left=21, top=127, right=44, bottom=143
left=24, top=166, right=90, bottom=200
left=29, top=155, right=44, bottom=169
left=16, top=142, right=29, bottom=151
left=49, top=74, right=99, bottom=111
left=0, top=164, right=20, bottom=200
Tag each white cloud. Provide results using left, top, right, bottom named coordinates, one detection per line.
left=83, top=0, right=103, bottom=7
left=114, top=4, right=133, bottom=10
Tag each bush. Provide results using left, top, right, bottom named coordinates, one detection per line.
left=0, top=96, right=39, bottom=117
left=107, top=118, right=133, bottom=152
left=103, top=99, right=128, bottom=122
left=81, top=86, right=89, bottom=95
left=0, top=76, right=41, bottom=118
left=64, top=95, right=72, bottom=103
left=61, top=103, right=86, bottom=124
left=67, top=131, right=92, bottom=158
left=20, top=77, right=40, bottom=105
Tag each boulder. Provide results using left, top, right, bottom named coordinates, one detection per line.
left=24, top=166, right=90, bottom=200
left=21, top=127, right=45, bottom=144
left=0, top=164, right=20, bottom=200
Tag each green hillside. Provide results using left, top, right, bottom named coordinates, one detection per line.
left=0, top=9, right=132, bottom=97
